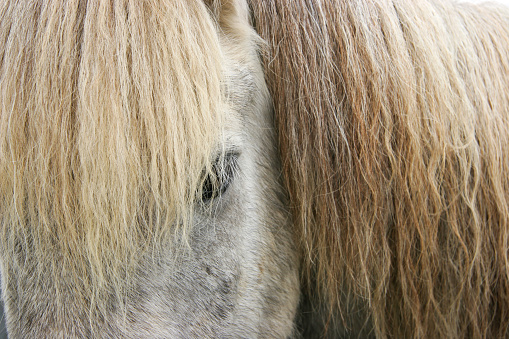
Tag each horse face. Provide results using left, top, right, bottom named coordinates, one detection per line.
left=115, top=57, right=299, bottom=338
left=115, top=16, right=300, bottom=339
left=118, top=28, right=298, bottom=339
left=0, top=1, right=299, bottom=337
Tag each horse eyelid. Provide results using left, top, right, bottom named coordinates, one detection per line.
left=201, top=152, right=240, bottom=202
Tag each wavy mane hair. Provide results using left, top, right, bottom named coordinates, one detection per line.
left=251, top=0, right=509, bottom=337
left=0, top=0, right=226, bottom=316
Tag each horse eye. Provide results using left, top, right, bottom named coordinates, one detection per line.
left=201, top=152, right=239, bottom=202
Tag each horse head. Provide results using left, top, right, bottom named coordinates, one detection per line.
left=1, top=0, right=509, bottom=338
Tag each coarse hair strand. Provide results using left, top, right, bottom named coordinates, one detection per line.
left=0, top=0, right=225, bottom=321
left=251, top=0, right=509, bottom=337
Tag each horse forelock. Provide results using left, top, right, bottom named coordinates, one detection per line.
left=252, top=0, right=509, bottom=337
left=0, top=0, right=228, bottom=317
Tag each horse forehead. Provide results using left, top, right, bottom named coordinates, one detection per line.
left=218, top=47, right=262, bottom=146
left=224, top=66, right=257, bottom=111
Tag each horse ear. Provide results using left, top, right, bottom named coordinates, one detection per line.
left=204, top=0, right=251, bottom=32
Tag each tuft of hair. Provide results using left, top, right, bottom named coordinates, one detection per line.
left=0, top=0, right=225, bottom=318
left=251, top=0, right=509, bottom=337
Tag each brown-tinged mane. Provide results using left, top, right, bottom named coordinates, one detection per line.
left=0, top=0, right=225, bottom=317
left=251, top=0, right=509, bottom=337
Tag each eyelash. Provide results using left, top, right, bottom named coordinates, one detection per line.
left=200, top=152, right=239, bottom=202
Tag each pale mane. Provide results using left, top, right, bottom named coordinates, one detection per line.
left=0, top=0, right=225, bottom=314
left=251, top=0, right=509, bottom=337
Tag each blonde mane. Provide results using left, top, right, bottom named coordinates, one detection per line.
left=0, top=0, right=225, bottom=315
left=2, top=0, right=509, bottom=336
left=252, top=0, right=509, bottom=337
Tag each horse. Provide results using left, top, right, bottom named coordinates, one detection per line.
left=0, top=0, right=508, bottom=338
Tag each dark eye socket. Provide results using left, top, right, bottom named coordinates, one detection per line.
left=201, top=152, right=239, bottom=202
